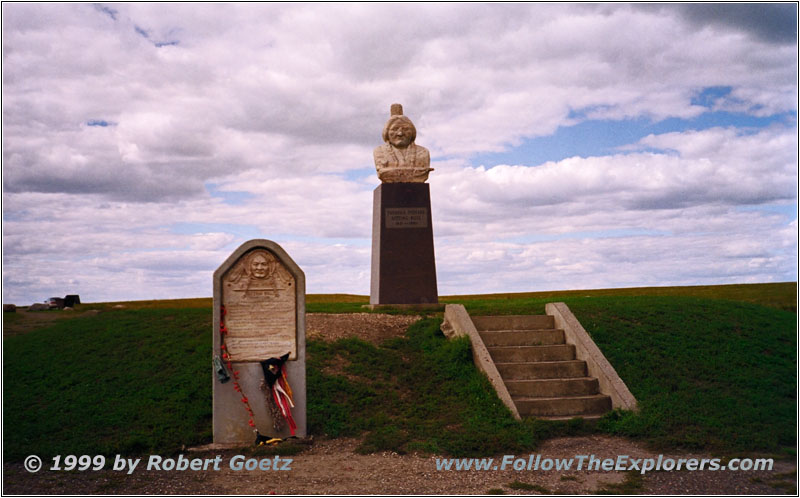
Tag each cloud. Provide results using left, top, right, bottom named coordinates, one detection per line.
left=671, top=3, right=797, bottom=45
left=436, top=219, right=797, bottom=295
left=1, top=3, right=796, bottom=304
left=4, top=122, right=795, bottom=304
left=430, top=126, right=796, bottom=238
left=3, top=4, right=795, bottom=203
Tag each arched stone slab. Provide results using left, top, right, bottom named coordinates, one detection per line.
left=212, top=239, right=306, bottom=443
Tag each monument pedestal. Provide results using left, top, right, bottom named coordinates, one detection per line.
left=370, top=183, right=438, bottom=305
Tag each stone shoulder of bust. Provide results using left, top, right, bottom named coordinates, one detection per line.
left=373, top=104, right=433, bottom=183
left=374, top=143, right=431, bottom=183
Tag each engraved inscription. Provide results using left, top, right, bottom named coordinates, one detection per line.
left=385, top=207, right=428, bottom=228
left=222, top=249, right=296, bottom=361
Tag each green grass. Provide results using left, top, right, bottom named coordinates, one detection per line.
left=3, top=282, right=796, bottom=461
left=3, top=311, right=24, bottom=325
left=307, top=318, right=592, bottom=456
left=307, top=295, right=795, bottom=455
left=443, top=281, right=797, bottom=313
left=77, top=298, right=213, bottom=311
left=75, top=281, right=796, bottom=313
left=77, top=295, right=408, bottom=315
left=3, top=308, right=212, bottom=460
left=568, top=296, right=796, bottom=452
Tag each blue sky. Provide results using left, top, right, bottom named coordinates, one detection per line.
left=474, top=109, right=796, bottom=166
left=2, top=3, right=797, bottom=305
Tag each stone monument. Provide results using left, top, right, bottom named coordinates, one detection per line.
left=370, top=104, right=438, bottom=305
left=213, top=239, right=306, bottom=443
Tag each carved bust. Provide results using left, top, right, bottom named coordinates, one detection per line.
left=373, top=103, right=433, bottom=183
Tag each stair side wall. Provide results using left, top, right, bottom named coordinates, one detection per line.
left=545, top=302, right=638, bottom=412
left=441, top=304, right=521, bottom=420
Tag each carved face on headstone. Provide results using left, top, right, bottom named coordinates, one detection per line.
left=249, top=253, right=271, bottom=279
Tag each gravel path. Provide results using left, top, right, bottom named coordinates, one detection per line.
left=4, top=437, right=794, bottom=495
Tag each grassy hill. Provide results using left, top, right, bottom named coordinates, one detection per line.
left=3, top=282, right=796, bottom=460
left=34, top=281, right=795, bottom=313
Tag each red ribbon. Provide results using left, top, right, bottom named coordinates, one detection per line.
left=221, top=305, right=261, bottom=433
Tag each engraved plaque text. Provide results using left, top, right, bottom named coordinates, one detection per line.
left=222, top=249, right=296, bottom=361
left=385, top=207, right=428, bottom=228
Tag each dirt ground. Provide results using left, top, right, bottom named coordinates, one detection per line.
left=4, top=436, right=795, bottom=495
left=3, top=313, right=796, bottom=495
left=2, top=307, right=99, bottom=337
left=306, top=312, right=422, bottom=345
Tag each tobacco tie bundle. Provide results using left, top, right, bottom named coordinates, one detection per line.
left=260, top=353, right=297, bottom=436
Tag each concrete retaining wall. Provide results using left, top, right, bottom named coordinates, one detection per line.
left=545, top=302, right=638, bottom=412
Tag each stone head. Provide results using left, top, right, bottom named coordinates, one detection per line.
left=382, top=115, right=417, bottom=148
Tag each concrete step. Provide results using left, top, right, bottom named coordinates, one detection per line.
left=514, top=394, right=612, bottom=417
left=488, top=344, right=576, bottom=362
left=471, top=315, right=554, bottom=331
left=479, top=329, right=565, bottom=346
left=536, top=414, right=606, bottom=422
left=505, top=377, right=599, bottom=397
left=495, top=360, right=587, bottom=380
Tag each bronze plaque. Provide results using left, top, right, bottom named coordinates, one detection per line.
left=222, top=248, right=297, bottom=361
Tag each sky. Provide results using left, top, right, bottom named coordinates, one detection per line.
left=2, top=3, right=797, bottom=305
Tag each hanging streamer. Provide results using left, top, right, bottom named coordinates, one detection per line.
left=260, top=353, right=297, bottom=436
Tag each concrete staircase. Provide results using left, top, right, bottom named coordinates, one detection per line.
left=471, top=315, right=612, bottom=420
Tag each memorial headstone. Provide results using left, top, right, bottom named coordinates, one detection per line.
left=213, top=239, right=306, bottom=443
left=370, top=104, right=438, bottom=305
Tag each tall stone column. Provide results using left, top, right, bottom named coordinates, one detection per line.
left=370, top=183, right=438, bottom=304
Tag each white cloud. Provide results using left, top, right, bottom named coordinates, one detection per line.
left=2, top=3, right=796, bottom=304
left=4, top=4, right=796, bottom=200
left=436, top=217, right=797, bottom=295
left=430, top=126, right=796, bottom=239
